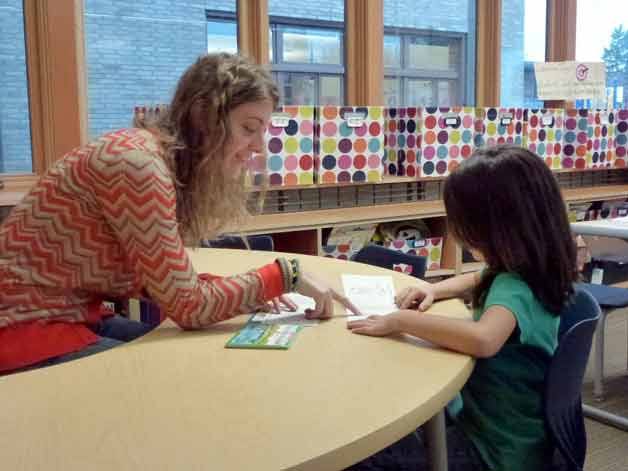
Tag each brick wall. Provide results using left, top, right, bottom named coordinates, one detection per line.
left=0, top=1, right=33, bottom=173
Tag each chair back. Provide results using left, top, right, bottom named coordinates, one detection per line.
left=351, top=244, right=427, bottom=279
left=201, top=235, right=274, bottom=252
left=544, top=286, right=600, bottom=471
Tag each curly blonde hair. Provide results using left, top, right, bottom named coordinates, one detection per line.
left=148, top=53, right=278, bottom=244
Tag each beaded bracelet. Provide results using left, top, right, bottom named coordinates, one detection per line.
left=289, top=258, right=300, bottom=289
left=276, top=257, right=293, bottom=292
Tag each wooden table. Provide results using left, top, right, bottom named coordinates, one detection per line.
left=0, top=249, right=473, bottom=470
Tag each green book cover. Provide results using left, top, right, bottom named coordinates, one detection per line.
left=225, top=322, right=302, bottom=349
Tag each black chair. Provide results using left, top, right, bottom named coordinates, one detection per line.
left=351, top=244, right=428, bottom=279
left=201, top=235, right=274, bottom=251
left=544, top=286, right=601, bottom=471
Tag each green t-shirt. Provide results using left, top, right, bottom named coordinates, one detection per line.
left=454, top=272, right=559, bottom=471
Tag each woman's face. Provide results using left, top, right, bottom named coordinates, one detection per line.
left=222, top=99, right=273, bottom=176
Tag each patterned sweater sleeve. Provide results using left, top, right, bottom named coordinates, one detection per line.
left=92, top=148, right=286, bottom=329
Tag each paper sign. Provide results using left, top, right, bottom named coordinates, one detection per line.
left=534, top=61, right=606, bottom=100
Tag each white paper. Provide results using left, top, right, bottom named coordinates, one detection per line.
left=250, top=293, right=319, bottom=326
left=534, top=61, right=606, bottom=101
left=342, top=274, right=397, bottom=320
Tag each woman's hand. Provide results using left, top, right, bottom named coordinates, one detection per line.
left=395, top=285, right=436, bottom=311
left=294, top=270, right=362, bottom=319
left=347, top=314, right=399, bottom=337
left=256, top=295, right=298, bottom=313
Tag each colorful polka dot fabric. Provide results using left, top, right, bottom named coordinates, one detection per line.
left=474, top=108, right=524, bottom=149
left=259, top=106, right=315, bottom=186
left=384, top=238, right=443, bottom=270
left=318, top=106, right=385, bottom=184
left=563, top=109, right=616, bottom=170
left=615, top=110, right=628, bottom=168
left=420, top=107, right=475, bottom=178
left=523, top=109, right=565, bottom=169
left=321, top=243, right=356, bottom=260
left=384, top=107, right=421, bottom=177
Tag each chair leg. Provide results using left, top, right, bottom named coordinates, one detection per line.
left=593, top=310, right=608, bottom=401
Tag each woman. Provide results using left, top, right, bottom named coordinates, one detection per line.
left=0, top=53, right=357, bottom=374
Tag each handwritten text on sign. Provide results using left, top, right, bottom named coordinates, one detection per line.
left=534, top=61, right=606, bottom=101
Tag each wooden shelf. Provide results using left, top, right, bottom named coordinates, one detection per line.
left=240, top=200, right=446, bottom=234
left=246, top=174, right=443, bottom=192
left=562, top=185, right=628, bottom=204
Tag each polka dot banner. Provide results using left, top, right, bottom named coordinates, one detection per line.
left=615, top=109, right=628, bottom=168
left=474, top=107, right=524, bottom=149
left=384, top=237, right=443, bottom=270
left=523, top=109, right=565, bottom=170
left=563, top=109, right=616, bottom=170
left=260, top=106, right=315, bottom=186
left=318, top=106, right=384, bottom=184
left=383, top=107, right=421, bottom=178
left=420, top=107, right=475, bottom=178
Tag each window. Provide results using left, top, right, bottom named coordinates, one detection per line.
left=84, top=1, right=237, bottom=138
left=269, top=0, right=345, bottom=105
left=207, top=11, right=238, bottom=54
left=0, top=0, right=33, bottom=174
left=576, top=0, right=628, bottom=108
left=500, top=0, right=546, bottom=107
left=383, top=0, right=475, bottom=107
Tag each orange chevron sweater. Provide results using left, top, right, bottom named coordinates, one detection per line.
left=0, top=129, right=285, bottom=371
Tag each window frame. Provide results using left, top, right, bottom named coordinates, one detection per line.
left=383, top=26, right=468, bottom=106
left=269, top=15, right=345, bottom=105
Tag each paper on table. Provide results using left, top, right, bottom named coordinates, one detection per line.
left=250, top=293, right=319, bottom=326
left=342, top=274, right=397, bottom=320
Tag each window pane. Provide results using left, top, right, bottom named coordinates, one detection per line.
left=280, top=26, right=342, bottom=65
left=407, top=37, right=459, bottom=71
left=500, top=0, right=545, bottom=107
left=384, top=0, right=475, bottom=106
left=384, top=35, right=401, bottom=68
left=269, top=0, right=343, bottom=22
left=207, top=19, right=237, bottom=54
left=405, top=79, right=434, bottom=105
left=0, top=0, right=33, bottom=174
left=277, top=72, right=317, bottom=105
left=437, top=80, right=458, bottom=106
left=576, top=0, right=628, bottom=108
left=319, top=75, right=342, bottom=105
left=84, top=0, right=236, bottom=138
left=384, top=77, right=401, bottom=106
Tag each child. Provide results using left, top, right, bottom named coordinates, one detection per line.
left=348, top=145, right=578, bottom=471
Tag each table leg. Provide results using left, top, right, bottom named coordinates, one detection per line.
left=424, top=409, right=448, bottom=471
left=583, top=404, right=628, bottom=432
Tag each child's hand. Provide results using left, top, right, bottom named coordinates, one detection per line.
left=395, top=285, right=436, bottom=311
left=347, top=314, right=399, bottom=337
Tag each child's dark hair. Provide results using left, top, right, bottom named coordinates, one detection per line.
left=443, top=145, right=578, bottom=314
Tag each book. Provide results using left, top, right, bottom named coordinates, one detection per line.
left=225, top=322, right=302, bottom=350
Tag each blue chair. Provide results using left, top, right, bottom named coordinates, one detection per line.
left=544, top=286, right=600, bottom=471
left=577, top=282, right=628, bottom=399
left=201, top=235, right=274, bottom=251
left=351, top=244, right=427, bottom=279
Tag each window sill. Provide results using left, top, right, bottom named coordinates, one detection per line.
left=0, top=174, right=38, bottom=206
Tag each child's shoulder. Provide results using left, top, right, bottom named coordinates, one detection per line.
left=490, top=272, right=532, bottom=295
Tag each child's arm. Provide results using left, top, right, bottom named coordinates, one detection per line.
left=397, top=271, right=481, bottom=311
left=348, top=305, right=517, bottom=358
